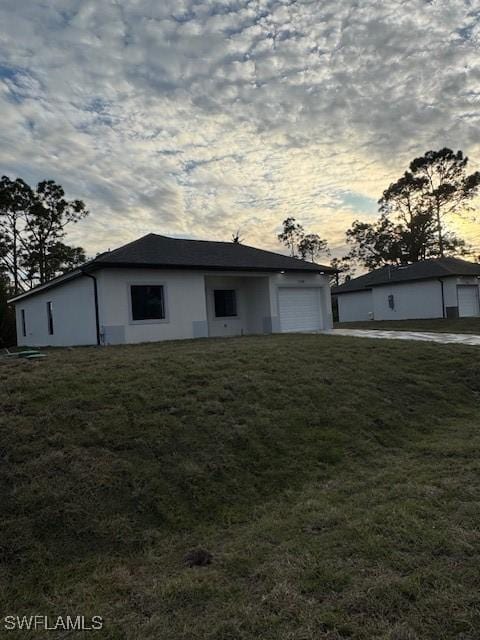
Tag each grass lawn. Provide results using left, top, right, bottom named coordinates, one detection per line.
left=335, top=317, right=480, bottom=334
left=1, top=334, right=480, bottom=639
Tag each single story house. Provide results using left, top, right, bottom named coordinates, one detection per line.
left=9, top=233, right=335, bottom=346
left=332, top=257, right=480, bottom=323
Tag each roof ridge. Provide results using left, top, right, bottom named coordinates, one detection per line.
left=150, top=233, right=230, bottom=245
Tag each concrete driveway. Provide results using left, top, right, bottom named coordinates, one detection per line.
left=326, top=328, right=480, bottom=347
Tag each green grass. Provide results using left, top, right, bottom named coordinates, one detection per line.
left=1, top=334, right=480, bottom=639
left=335, top=317, right=480, bottom=334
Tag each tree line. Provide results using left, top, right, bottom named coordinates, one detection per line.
left=277, top=148, right=480, bottom=282
left=0, top=177, right=88, bottom=347
left=0, top=176, right=88, bottom=293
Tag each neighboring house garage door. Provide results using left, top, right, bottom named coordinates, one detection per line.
left=278, top=287, right=322, bottom=332
left=458, top=285, right=480, bottom=317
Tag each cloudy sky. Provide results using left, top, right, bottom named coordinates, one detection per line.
left=1, top=0, right=479, bottom=260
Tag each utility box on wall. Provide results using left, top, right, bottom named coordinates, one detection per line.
left=102, top=325, right=126, bottom=345
left=445, top=306, right=459, bottom=319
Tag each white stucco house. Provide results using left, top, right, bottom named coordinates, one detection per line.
left=332, top=257, right=480, bottom=323
left=9, top=233, right=335, bottom=347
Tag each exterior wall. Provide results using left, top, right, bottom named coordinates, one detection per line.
left=244, top=277, right=272, bottom=334
left=96, top=268, right=208, bottom=344
left=204, top=275, right=271, bottom=337
left=337, top=276, right=480, bottom=322
left=14, top=268, right=334, bottom=346
left=442, top=277, right=460, bottom=311
left=372, top=280, right=443, bottom=320
left=337, top=290, right=373, bottom=322
left=268, top=272, right=333, bottom=331
left=15, top=276, right=97, bottom=347
left=443, top=276, right=480, bottom=317
left=205, top=275, right=249, bottom=337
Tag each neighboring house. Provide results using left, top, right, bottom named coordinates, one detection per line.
left=9, top=233, right=335, bottom=346
left=332, top=257, right=480, bottom=322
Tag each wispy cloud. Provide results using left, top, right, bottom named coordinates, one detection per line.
left=0, top=0, right=479, bottom=257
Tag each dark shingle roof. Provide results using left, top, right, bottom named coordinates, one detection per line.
left=332, top=257, right=480, bottom=294
left=89, top=233, right=334, bottom=273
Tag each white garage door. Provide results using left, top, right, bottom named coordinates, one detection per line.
left=278, top=287, right=322, bottom=332
left=458, top=285, right=480, bottom=317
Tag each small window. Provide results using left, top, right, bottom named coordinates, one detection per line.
left=21, top=309, right=26, bottom=337
left=47, top=301, right=54, bottom=335
left=214, top=289, right=237, bottom=317
left=388, top=294, right=395, bottom=310
left=131, top=285, right=165, bottom=321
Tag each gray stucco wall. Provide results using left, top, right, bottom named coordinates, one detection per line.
left=336, top=275, right=480, bottom=322
left=14, top=267, right=334, bottom=346
left=97, top=268, right=208, bottom=344
left=372, top=279, right=444, bottom=320
left=337, top=290, right=373, bottom=322
left=15, top=276, right=97, bottom=347
left=204, top=274, right=254, bottom=338
left=373, top=276, right=480, bottom=320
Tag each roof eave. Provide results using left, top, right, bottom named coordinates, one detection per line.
left=332, top=287, right=373, bottom=295
left=7, top=269, right=85, bottom=304
left=88, top=261, right=335, bottom=274
left=369, top=272, right=480, bottom=288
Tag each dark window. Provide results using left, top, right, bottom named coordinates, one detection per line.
left=21, top=309, right=26, bottom=337
left=388, top=294, right=395, bottom=310
left=131, top=285, right=165, bottom=321
left=214, top=289, right=237, bottom=317
left=47, top=301, right=54, bottom=335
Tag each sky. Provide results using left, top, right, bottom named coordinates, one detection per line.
left=0, top=0, right=480, bottom=261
